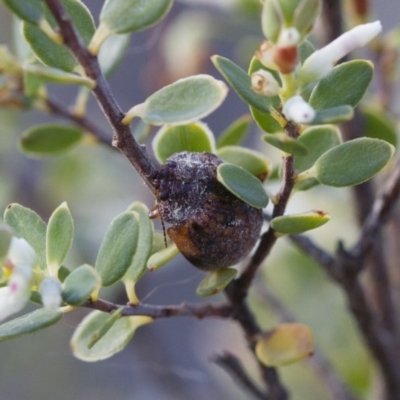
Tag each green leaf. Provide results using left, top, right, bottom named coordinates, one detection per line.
left=62, top=264, right=101, bottom=306
left=46, top=202, right=74, bottom=275
left=262, top=133, right=308, bottom=156
left=362, top=105, right=398, bottom=148
left=20, top=124, right=85, bottom=156
left=212, top=55, right=271, bottom=113
left=294, top=125, right=342, bottom=173
left=309, top=60, right=374, bottom=110
left=87, top=307, right=124, bottom=349
left=251, top=107, right=282, bottom=133
left=123, top=202, right=154, bottom=282
left=293, top=0, right=321, bottom=37
left=95, top=211, right=139, bottom=286
left=3, top=0, right=43, bottom=25
left=99, top=0, right=173, bottom=34
left=124, top=75, right=227, bottom=126
left=23, top=68, right=45, bottom=97
left=217, top=115, right=251, bottom=148
left=152, top=122, right=216, bottom=164
left=147, top=243, right=179, bottom=271
left=303, top=138, right=394, bottom=187
left=23, top=0, right=95, bottom=72
left=216, top=146, right=271, bottom=181
left=261, top=0, right=280, bottom=43
left=0, top=309, right=62, bottom=342
left=70, top=310, right=152, bottom=361
left=255, top=323, right=314, bottom=367
left=311, top=105, right=354, bottom=125
left=196, top=267, right=237, bottom=297
left=298, top=40, right=315, bottom=64
left=270, top=211, right=330, bottom=235
left=217, top=163, right=269, bottom=209
left=0, top=225, right=13, bottom=261
left=98, top=34, right=131, bottom=77
left=23, top=64, right=95, bottom=88
left=4, top=203, right=47, bottom=269
left=58, top=265, right=71, bottom=282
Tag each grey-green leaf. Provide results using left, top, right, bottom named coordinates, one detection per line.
left=251, top=107, right=282, bottom=133
left=3, top=0, right=43, bottom=24
left=70, top=310, right=152, bottom=361
left=270, top=211, right=330, bottom=235
left=4, top=203, right=46, bottom=269
left=46, top=202, right=74, bottom=274
left=311, top=105, right=354, bottom=125
left=309, top=60, right=374, bottom=110
left=196, top=267, right=237, bottom=297
left=217, top=163, right=269, bottom=209
left=212, top=55, right=271, bottom=113
left=62, top=264, right=101, bottom=306
left=147, top=243, right=179, bottom=271
left=217, top=115, right=251, bottom=148
left=23, top=0, right=95, bottom=72
left=313, top=138, right=394, bottom=187
left=98, top=34, right=131, bottom=77
left=152, top=122, right=216, bottom=164
left=95, top=211, right=139, bottom=286
left=124, top=75, right=227, bottom=125
left=0, top=309, right=62, bottom=342
left=123, top=202, right=154, bottom=282
left=20, top=124, right=85, bottom=156
left=263, top=133, right=308, bottom=156
left=0, top=225, right=13, bottom=261
left=99, top=0, right=173, bottom=34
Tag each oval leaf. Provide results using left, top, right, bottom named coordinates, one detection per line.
left=95, top=211, right=139, bottom=286
left=23, top=64, right=95, bottom=88
left=3, top=0, right=44, bottom=24
left=314, top=137, right=394, bottom=187
left=4, top=203, right=46, bottom=269
left=70, top=310, right=152, bottom=362
left=311, top=105, right=354, bottom=125
left=152, top=122, right=216, bottom=164
left=263, top=133, right=308, bottom=156
left=309, top=60, right=374, bottom=110
left=212, top=55, right=271, bottom=113
left=46, top=202, right=74, bottom=275
left=196, top=267, right=237, bottom=297
left=270, top=211, right=330, bottom=235
left=147, top=243, right=179, bottom=271
left=251, top=107, right=282, bottom=133
left=217, top=163, right=269, bottom=209
left=23, top=0, right=95, bottom=72
left=98, top=34, right=131, bottom=77
left=0, top=309, right=62, bottom=342
left=217, top=115, right=251, bottom=148
left=123, top=202, right=154, bottom=284
left=0, top=225, right=13, bottom=261
left=20, top=124, right=85, bottom=156
left=100, top=0, right=173, bottom=34
left=294, top=125, right=342, bottom=173
left=124, top=75, right=227, bottom=126
left=217, top=146, right=271, bottom=181
left=255, top=323, right=314, bottom=367
left=62, top=264, right=101, bottom=306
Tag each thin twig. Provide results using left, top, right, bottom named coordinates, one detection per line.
left=44, top=0, right=158, bottom=193
left=211, top=351, right=268, bottom=400
left=83, top=298, right=234, bottom=319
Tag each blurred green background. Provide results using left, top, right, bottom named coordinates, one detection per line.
left=0, top=0, right=397, bottom=399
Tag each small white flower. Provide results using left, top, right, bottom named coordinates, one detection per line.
left=39, top=277, right=62, bottom=311
left=300, top=21, right=382, bottom=83
left=251, top=70, right=280, bottom=96
left=283, top=95, right=316, bottom=123
left=8, top=237, right=36, bottom=267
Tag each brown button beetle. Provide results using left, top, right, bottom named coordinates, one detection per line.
left=149, top=152, right=263, bottom=271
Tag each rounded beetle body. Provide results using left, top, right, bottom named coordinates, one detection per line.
left=151, top=152, right=263, bottom=271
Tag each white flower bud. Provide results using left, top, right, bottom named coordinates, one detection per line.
left=256, top=41, right=279, bottom=71
left=39, top=277, right=62, bottom=311
left=278, top=28, right=300, bottom=47
left=300, top=21, right=382, bottom=83
left=283, top=95, right=316, bottom=123
left=251, top=70, right=280, bottom=96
